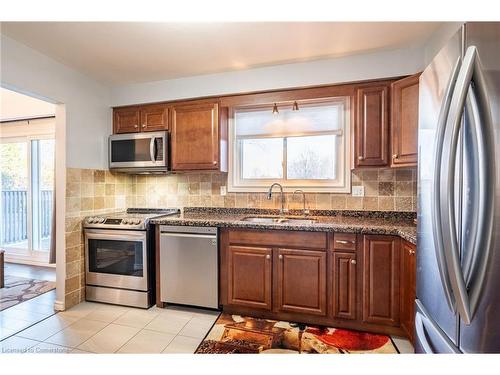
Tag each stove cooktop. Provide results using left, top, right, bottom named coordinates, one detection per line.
left=83, top=208, right=180, bottom=230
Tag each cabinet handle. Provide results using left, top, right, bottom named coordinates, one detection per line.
left=142, top=124, right=147, bottom=128
left=351, top=259, right=357, bottom=265
left=213, top=160, right=217, bottom=165
left=392, top=154, right=399, bottom=159
left=266, top=254, right=271, bottom=260
left=336, top=240, right=355, bottom=245
left=409, top=249, right=416, bottom=255
left=357, top=156, right=364, bottom=161
left=279, top=254, right=283, bottom=260
left=134, top=124, right=138, bottom=128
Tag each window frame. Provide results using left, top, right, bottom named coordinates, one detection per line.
left=228, top=97, right=351, bottom=193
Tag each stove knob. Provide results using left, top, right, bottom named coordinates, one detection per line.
left=97, top=217, right=105, bottom=223
left=133, top=219, right=141, bottom=225
left=87, top=217, right=94, bottom=224
left=122, top=219, right=129, bottom=225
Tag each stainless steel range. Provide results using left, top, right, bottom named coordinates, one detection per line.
left=83, top=208, right=179, bottom=308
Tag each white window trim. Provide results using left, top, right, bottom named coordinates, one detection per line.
left=228, top=98, right=351, bottom=193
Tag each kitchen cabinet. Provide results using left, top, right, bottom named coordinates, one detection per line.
left=354, top=83, right=390, bottom=167
left=276, top=248, right=327, bottom=316
left=227, top=245, right=273, bottom=310
left=332, top=251, right=357, bottom=320
left=400, top=240, right=417, bottom=343
left=113, top=104, right=168, bottom=134
left=171, top=101, right=226, bottom=171
left=391, top=74, right=420, bottom=167
left=362, top=235, right=401, bottom=326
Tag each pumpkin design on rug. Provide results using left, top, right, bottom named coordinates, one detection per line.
left=196, top=313, right=398, bottom=354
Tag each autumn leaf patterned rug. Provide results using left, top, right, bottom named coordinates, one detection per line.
left=195, top=313, right=398, bottom=354
left=0, top=275, right=55, bottom=311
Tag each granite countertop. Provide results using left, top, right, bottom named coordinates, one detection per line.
left=151, top=207, right=417, bottom=244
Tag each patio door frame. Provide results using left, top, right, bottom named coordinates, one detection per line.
left=1, top=133, right=55, bottom=265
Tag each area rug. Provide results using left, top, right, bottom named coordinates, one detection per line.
left=195, top=313, right=398, bottom=354
left=0, top=275, right=55, bottom=311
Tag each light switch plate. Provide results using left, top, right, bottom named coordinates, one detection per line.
left=220, top=186, right=227, bottom=196
left=351, top=185, right=365, bottom=197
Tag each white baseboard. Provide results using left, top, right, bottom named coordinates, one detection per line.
left=53, top=300, right=65, bottom=311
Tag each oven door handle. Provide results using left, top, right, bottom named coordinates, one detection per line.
left=85, top=230, right=147, bottom=241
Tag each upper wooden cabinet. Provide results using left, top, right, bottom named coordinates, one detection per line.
left=113, top=104, right=168, bottom=134
left=391, top=74, right=420, bottom=167
left=362, top=235, right=401, bottom=326
left=171, top=101, right=226, bottom=171
left=355, top=83, right=391, bottom=167
left=400, top=240, right=417, bottom=344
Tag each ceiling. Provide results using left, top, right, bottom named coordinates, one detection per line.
left=0, top=22, right=443, bottom=85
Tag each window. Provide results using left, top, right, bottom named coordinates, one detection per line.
left=0, top=136, right=55, bottom=259
left=228, top=97, right=351, bottom=192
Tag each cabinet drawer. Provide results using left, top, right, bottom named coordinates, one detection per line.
left=333, top=233, right=357, bottom=251
left=228, top=229, right=327, bottom=250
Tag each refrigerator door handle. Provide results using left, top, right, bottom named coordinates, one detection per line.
left=431, top=57, right=462, bottom=312
left=461, top=47, right=495, bottom=319
left=441, top=46, right=495, bottom=325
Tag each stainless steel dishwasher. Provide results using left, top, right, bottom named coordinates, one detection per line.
left=159, top=225, right=218, bottom=309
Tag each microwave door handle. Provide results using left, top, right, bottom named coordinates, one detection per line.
left=150, top=137, right=156, bottom=163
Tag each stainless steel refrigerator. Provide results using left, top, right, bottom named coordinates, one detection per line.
left=417, top=22, right=500, bottom=353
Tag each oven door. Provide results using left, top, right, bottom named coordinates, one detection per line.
left=85, top=229, right=148, bottom=291
left=109, top=131, right=167, bottom=169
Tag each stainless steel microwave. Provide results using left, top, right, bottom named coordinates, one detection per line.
left=109, top=131, right=169, bottom=174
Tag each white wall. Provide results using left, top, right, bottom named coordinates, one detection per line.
left=110, top=46, right=425, bottom=106
left=422, top=22, right=463, bottom=66
left=0, top=34, right=111, bottom=170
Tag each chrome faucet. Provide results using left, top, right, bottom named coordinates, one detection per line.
left=292, top=189, right=310, bottom=216
left=267, top=183, right=288, bottom=216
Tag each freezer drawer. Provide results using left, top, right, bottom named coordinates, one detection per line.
left=159, top=226, right=219, bottom=309
left=415, top=300, right=461, bottom=354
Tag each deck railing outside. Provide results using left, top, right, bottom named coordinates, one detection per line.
left=0, top=190, right=53, bottom=245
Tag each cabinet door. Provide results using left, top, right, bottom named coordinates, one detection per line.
left=171, top=102, right=219, bottom=170
left=355, top=84, right=390, bottom=167
left=391, top=74, right=420, bottom=167
left=227, top=246, right=272, bottom=310
left=401, top=240, right=416, bottom=342
left=140, top=104, right=168, bottom=132
left=276, top=249, right=327, bottom=316
left=113, top=107, right=141, bottom=133
left=332, top=252, right=357, bottom=320
left=362, top=235, right=400, bottom=326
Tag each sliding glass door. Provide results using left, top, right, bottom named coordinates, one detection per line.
left=0, top=136, right=54, bottom=262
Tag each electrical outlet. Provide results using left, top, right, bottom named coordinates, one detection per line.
left=351, top=185, right=365, bottom=197
left=220, top=185, right=227, bottom=196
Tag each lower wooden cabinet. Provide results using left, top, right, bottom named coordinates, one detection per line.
left=332, top=251, right=357, bottom=320
left=276, top=248, right=327, bottom=316
left=400, top=240, right=417, bottom=343
left=227, top=245, right=272, bottom=310
left=362, top=235, right=401, bottom=326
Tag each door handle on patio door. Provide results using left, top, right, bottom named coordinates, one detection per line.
left=440, top=46, right=495, bottom=324
left=431, top=57, right=461, bottom=313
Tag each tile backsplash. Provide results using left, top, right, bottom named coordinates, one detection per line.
left=63, top=166, right=416, bottom=308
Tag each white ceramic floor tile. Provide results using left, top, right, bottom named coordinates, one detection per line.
left=117, top=329, right=175, bottom=353
left=113, top=308, right=160, bottom=329
left=17, top=314, right=79, bottom=341
left=189, top=310, right=220, bottom=322
left=12, top=298, right=56, bottom=315
left=77, top=323, right=140, bottom=353
left=57, top=301, right=100, bottom=320
left=84, top=305, right=129, bottom=323
left=178, top=318, right=215, bottom=339
left=0, top=327, right=17, bottom=341
left=144, top=313, right=191, bottom=335
left=1, top=307, right=51, bottom=323
left=162, top=335, right=202, bottom=354
left=158, top=307, right=195, bottom=320
left=0, top=336, right=40, bottom=354
left=30, top=342, right=72, bottom=354
left=0, top=315, right=34, bottom=332
left=391, top=336, right=415, bottom=354
left=45, top=318, right=108, bottom=348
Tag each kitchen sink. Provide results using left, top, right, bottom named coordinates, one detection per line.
left=241, top=216, right=317, bottom=225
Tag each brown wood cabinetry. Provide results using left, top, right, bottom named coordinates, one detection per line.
left=227, top=245, right=272, bottom=310
left=114, top=104, right=168, bottom=134
left=400, top=240, right=417, bottom=343
left=355, top=84, right=390, bottom=167
left=276, top=248, right=327, bottom=316
left=362, top=235, right=401, bottom=326
left=391, top=74, right=420, bottom=167
left=332, top=251, right=357, bottom=320
left=171, top=101, right=225, bottom=171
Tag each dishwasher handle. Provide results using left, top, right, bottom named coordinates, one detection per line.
left=160, top=232, right=217, bottom=240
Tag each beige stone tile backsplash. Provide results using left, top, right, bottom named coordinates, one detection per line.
left=64, top=166, right=416, bottom=308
